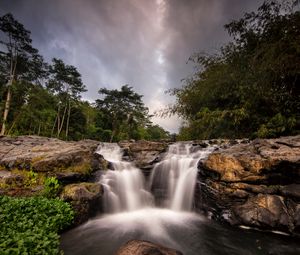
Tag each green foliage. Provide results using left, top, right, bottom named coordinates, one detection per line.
left=25, top=170, right=38, bottom=187
left=43, top=177, right=60, bottom=198
left=96, top=85, right=151, bottom=142
left=0, top=196, right=74, bottom=254
left=169, top=0, right=300, bottom=140
left=0, top=13, right=170, bottom=141
left=144, top=124, right=170, bottom=140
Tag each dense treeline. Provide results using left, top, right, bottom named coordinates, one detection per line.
left=169, top=0, right=300, bottom=140
left=0, top=14, right=169, bottom=141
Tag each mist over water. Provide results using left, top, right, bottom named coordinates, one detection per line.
left=149, top=143, right=215, bottom=211
left=61, top=142, right=300, bottom=255
left=97, top=143, right=154, bottom=213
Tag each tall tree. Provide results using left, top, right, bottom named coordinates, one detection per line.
left=47, top=58, right=86, bottom=139
left=96, top=85, right=150, bottom=142
left=168, top=0, right=300, bottom=140
left=0, top=13, right=45, bottom=135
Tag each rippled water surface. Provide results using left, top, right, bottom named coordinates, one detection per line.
left=61, top=208, right=300, bottom=255
left=62, top=142, right=300, bottom=255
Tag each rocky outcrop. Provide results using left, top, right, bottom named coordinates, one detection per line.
left=60, top=182, right=103, bottom=225
left=118, top=140, right=167, bottom=175
left=0, top=136, right=102, bottom=181
left=115, top=240, right=183, bottom=255
left=197, top=135, right=300, bottom=235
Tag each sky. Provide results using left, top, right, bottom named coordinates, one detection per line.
left=0, top=0, right=264, bottom=133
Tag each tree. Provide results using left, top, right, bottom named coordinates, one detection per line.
left=168, top=0, right=300, bottom=140
left=145, top=124, right=170, bottom=140
left=96, top=85, right=150, bottom=142
left=9, top=83, right=57, bottom=136
left=0, top=13, right=45, bottom=135
left=47, top=58, right=86, bottom=139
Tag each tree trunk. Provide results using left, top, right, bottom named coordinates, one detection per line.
left=38, top=122, right=41, bottom=136
left=65, top=99, right=71, bottom=139
left=57, top=102, right=67, bottom=138
left=1, top=84, right=12, bottom=135
left=51, top=105, right=60, bottom=137
left=110, top=130, right=114, bottom=143
left=7, top=110, right=22, bottom=135
left=110, top=115, right=117, bottom=142
left=51, top=114, right=57, bottom=137
left=1, top=49, right=18, bottom=136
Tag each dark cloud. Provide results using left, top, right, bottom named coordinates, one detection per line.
left=0, top=0, right=264, bottom=132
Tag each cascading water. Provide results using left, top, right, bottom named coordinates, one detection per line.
left=61, top=142, right=300, bottom=255
left=149, top=143, right=215, bottom=211
left=97, top=143, right=153, bottom=213
left=97, top=142, right=213, bottom=213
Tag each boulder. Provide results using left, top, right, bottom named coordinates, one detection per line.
left=60, top=182, right=103, bottom=225
left=115, top=240, right=183, bottom=255
left=232, top=194, right=291, bottom=231
left=0, top=136, right=102, bottom=181
left=197, top=135, right=300, bottom=234
left=0, top=170, right=24, bottom=187
left=201, top=135, right=300, bottom=184
left=118, top=140, right=167, bottom=172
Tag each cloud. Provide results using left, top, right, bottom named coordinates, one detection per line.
left=0, top=0, right=263, bottom=132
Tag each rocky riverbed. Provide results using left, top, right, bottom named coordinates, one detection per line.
left=197, top=135, right=300, bottom=236
left=0, top=136, right=167, bottom=225
left=1, top=135, right=299, bottom=236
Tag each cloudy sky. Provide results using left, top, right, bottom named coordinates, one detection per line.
left=0, top=0, right=263, bottom=132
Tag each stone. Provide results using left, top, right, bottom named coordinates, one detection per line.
left=115, top=240, right=183, bottom=255
left=0, top=170, right=24, bottom=187
left=118, top=140, right=167, bottom=170
left=0, top=136, right=100, bottom=174
left=197, top=135, right=300, bottom=234
left=232, top=194, right=291, bottom=231
left=60, top=182, right=103, bottom=225
left=201, top=135, right=300, bottom=183
left=280, top=184, right=300, bottom=201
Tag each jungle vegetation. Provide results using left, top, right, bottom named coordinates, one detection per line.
left=167, top=0, right=300, bottom=140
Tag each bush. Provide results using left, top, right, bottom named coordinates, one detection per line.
left=43, top=177, right=60, bottom=198
left=0, top=196, right=74, bottom=254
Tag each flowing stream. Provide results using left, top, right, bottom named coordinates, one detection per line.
left=61, top=142, right=300, bottom=255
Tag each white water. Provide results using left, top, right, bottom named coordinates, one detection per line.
left=62, top=142, right=300, bottom=255
left=149, top=143, right=215, bottom=211
left=97, top=142, right=214, bottom=213
left=96, top=143, right=153, bottom=213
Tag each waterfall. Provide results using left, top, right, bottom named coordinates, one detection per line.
left=149, top=143, right=215, bottom=211
left=96, top=143, right=153, bottom=213
left=96, top=142, right=214, bottom=213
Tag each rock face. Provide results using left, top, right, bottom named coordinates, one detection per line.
left=118, top=140, right=167, bottom=175
left=0, top=136, right=101, bottom=181
left=115, top=240, right=183, bottom=255
left=197, top=135, right=300, bottom=235
left=0, top=136, right=107, bottom=225
left=60, top=182, right=103, bottom=225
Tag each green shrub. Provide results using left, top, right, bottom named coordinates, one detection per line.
left=25, top=170, right=39, bottom=187
left=0, top=196, right=74, bottom=254
left=43, top=177, right=60, bottom=198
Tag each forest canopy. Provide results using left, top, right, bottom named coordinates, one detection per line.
left=1, top=0, right=299, bottom=142
left=0, top=13, right=169, bottom=142
left=168, top=0, right=300, bottom=140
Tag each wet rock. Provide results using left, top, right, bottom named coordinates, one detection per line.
left=197, top=135, right=300, bottom=234
left=118, top=140, right=167, bottom=170
left=201, top=135, right=300, bottom=183
left=115, top=240, right=183, bottom=255
left=232, top=194, right=291, bottom=231
left=0, top=136, right=100, bottom=174
left=60, top=182, right=103, bottom=225
left=280, top=184, right=300, bottom=201
left=0, top=170, right=24, bottom=186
